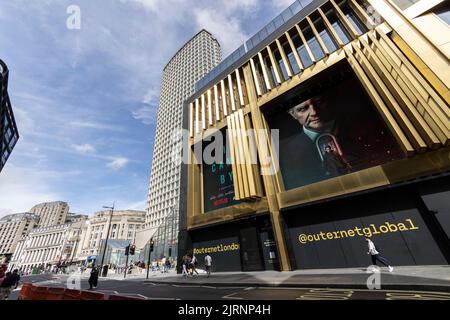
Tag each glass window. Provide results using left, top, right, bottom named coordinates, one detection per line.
left=316, top=20, right=338, bottom=52
left=435, top=5, right=450, bottom=26
left=290, top=1, right=301, bottom=14
left=346, top=12, right=366, bottom=35
left=304, top=26, right=325, bottom=60
left=390, top=0, right=420, bottom=10
left=282, top=8, right=294, bottom=23
left=331, top=19, right=352, bottom=44
left=274, top=16, right=284, bottom=28
left=297, top=44, right=314, bottom=68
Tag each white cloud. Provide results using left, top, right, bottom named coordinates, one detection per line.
left=69, top=121, right=123, bottom=132
left=106, top=157, right=129, bottom=169
left=132, top=106, right=156, bottom=125
left=142, top=87, right=159, bottom=105
left=120, top=0, right=163, bottom=12
left=132, top=87, right=159, bottom=125
left=194, top=9, right=249, bottom=56
left=0, top=165, right=62, bottom=217
left=120, top=199, right=147, bottom=211
left=72, top=143, right=96, bottom=154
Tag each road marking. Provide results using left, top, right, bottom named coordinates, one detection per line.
left=32, top=280, right=60, bottom=286
left=386, top=292, right=450, bottom=300
left=143, top=282, right=169, bottom=287
left=200, top=285, right=218, bottom=289
left=172, top=284, right=206, bottom=288
left=222, top=292, right=244, bottom=300
left=257, top=286, right=450, bottom=296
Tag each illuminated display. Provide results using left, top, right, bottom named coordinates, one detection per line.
left=267, top=74, right=405, bottom=191
left=202, top=130, right=239, bottom=213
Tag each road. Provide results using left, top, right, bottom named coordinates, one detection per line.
left=7, top=274, right=450, bottom=300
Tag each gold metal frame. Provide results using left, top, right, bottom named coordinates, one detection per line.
left=185, top=0, right=450, bottom=271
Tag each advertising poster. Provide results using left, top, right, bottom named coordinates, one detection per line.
left=268, top=76, right=405, bottom=191
left=287, top=209, right=447, bottom=269
left=192, top=236, right=241, bottom=272
left=202, top=130, right=239, bottom=213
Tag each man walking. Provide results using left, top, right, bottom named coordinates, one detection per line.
left=204, top=254, right=212, bottom=278
left=0, top=269, right=20, bottom=300
left=181, top=255, right=189, bottom=277
left=365, top=237, right=394, bottom=272
left=190, top=254, right=199, bottom=276
left=88, top=264, right=99, bottom=290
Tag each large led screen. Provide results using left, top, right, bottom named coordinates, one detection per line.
left=267, top=75, right=405, bottom=191
left=202, top=129, right=239, bottom=213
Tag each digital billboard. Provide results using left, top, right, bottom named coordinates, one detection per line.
left=267, top=75, right=405, bottom=191
left=202, top=129, right=239, bottom=213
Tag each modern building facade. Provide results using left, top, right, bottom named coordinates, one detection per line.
left=0, top=213, right=40, bottom=261
left=145, top=30, right=221, bottom=258
left=30, top=201, right=69, bottom=228
left=76, top=210, right=146, bottom=263
left=0, top=59, right=19, bottom=173
left=180, top=0, right=450, bottom=272
left=9, top=219, right=86, bottom=273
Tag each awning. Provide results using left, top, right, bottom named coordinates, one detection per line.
left=134, top=227, right=158, bottom=249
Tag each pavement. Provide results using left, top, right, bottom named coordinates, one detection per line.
left=139, top=265, right=450, bottom=292
left=6, top=265, right=450, bottom=300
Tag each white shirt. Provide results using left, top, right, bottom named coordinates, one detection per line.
left=367, top=240, right=379, bottom=255
left=303, top=120, right=336, bottom=142
left=204, top=255, right=212, bottom=266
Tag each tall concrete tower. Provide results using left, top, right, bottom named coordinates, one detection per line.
left=145, top=30, right=221, bottom=255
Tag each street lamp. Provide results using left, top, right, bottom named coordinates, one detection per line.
left=99, top=202, right=114, bottom=276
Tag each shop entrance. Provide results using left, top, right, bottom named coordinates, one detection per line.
left=190, top=215, right=280, bottom=272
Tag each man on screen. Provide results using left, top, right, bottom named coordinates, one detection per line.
left=279, top=83, right=404, bottom=190
left=287, top=95, right=352, bottom=179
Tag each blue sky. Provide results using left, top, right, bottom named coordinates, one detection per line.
left=0, top=0, right=294, bottom=216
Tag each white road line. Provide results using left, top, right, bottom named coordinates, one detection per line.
left=32, top=280, right=60, bottom=285
left=171, top=284, right=204, bottom=288
left=222, top=292, right=244, bottom=300
left=258, top=287, right=450, bottom=295
left=142, top=282, right=169, bottom=287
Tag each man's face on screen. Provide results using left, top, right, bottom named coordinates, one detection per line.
left=289, top=96, right=331, bottom=131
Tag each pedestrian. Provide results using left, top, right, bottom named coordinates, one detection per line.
left=161, top=256, right=167, bottom=273
left=190, top=254, right=199, bottom=276
left=88, top=264, right=99, bottom=290
left=204, top=254, right=212, bottom=278
left=0, top=269, right=20, bottom=300
left=165, top=257, right=171, bottom=272
left=181, top=255, right=189, bottom=277
left=365, top=237, right=394, bottom=272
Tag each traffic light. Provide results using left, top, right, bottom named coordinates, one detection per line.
left=150, top=238, right=155, bottom=252
left=125, top=244, right=130, bottom=256
left=130, top=245, right=135, bottom=255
